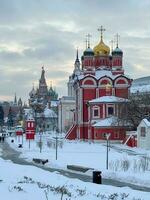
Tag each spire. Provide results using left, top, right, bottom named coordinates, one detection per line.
left=76, top=48, right=79, bottom=62
left=74, top=49, right=80, bottom=74
left=14, top=93, right=17, bottom=105
left=40, top=66, right=45, bottom=81
left=98, top=25, right=106, bottom=41
left=39, top=66, right=48, bottom=97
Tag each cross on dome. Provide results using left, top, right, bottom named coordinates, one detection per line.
left=109, top=40, right=114, bottom=52
left=86, top=33, right=92, bottom=48
left=115, top=33, right=120, bottom=47
left=98, top=25, right=106, bottom=41
left=85, top=38, right=88, bottom=49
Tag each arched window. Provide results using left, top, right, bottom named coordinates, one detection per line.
left=82, top=77, right=97, bottom=87
left=98, top=78, right=112, bottom=88
left=114, top=77, right=128, bottom=87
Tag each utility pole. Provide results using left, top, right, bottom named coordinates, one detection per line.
left=56, top=135, right=58, bottom=160
left=105, top=133, right=111, bottom=170
left=53, top=127, right=63, bottom=160
left=39, top=129, right=42, bottom=153
left=29, top=139, right=30, bottom=149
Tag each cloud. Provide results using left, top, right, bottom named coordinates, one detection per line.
left=0, top=0, right=149, bottom=101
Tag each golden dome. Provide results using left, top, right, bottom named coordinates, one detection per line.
left=93, top=39, right=110, bottom=56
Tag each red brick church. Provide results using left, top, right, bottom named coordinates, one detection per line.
left=66, top=26, right=132, bottom=141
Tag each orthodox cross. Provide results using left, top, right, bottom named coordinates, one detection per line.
left=86, top=33, right=92, bottom=48
left=98, top=25, right=106, bottom=40
left=85, top=38, right=88, bottom=49
left=115, top=33, right=120, bottom=47
left=109, top=40, right=114, bottom=52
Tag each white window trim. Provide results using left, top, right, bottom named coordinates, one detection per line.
left=92, top=106, right=100, bottom=119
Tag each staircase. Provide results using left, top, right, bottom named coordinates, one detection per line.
left=65, top=124, right=77, bottom=140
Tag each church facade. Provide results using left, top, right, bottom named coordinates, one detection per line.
left=66, top=27, right=132, bottom=141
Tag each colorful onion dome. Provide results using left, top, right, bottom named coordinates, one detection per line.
left=93, top=39, right=110, bottom=56
left=83, top=47, right=94, bottom=56
left=112, top=47, right=123, bottom=56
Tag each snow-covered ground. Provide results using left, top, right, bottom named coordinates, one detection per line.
left=0, top=155, right=150, bottom=200
left=6, top=133, right=150, bottom=189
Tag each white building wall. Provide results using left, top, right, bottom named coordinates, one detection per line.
left=137, top=120, right=150, bottom=149
left=58, top=96, right=75, bottom=133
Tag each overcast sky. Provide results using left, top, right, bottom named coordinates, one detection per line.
left=0, top=0, right=150, bottom=102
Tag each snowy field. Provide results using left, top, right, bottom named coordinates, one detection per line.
left=0, top=156, right=150, bottom=200
left=6, top=133, right=150, bottom=188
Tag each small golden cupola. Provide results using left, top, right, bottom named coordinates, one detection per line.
left=93, top=26, right=110, bottom=56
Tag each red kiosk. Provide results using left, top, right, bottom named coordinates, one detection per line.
left=15, top=125, right=23, bottom=136
left=26, top=118, right=35, bottom=140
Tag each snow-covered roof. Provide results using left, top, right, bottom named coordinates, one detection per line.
left=44, top=107, right=57, bottom=118
left=112, top=47, right=123, bottom=53
left=84, top=47, right=94, bottom=52
left=143, top=118, right=150, bottom=127
left=51, top=100, right=59, bottom=107
left=132, top=76, right=150, bottom=86
left=93, top=116, right=129, bottom=127
left=131, top=76, right=150, bottom=94
left=89, top=95, right=129, bottom=104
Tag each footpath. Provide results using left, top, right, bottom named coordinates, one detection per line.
left=0, top=141, right=150, bottom=192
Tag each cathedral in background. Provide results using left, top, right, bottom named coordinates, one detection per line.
left=29, top=67, right=58, bottom=132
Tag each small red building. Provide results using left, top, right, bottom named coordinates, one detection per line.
left=15, top=125, right=23, bottom=136
left=25, top=118, right=35, bottom=140
left=66, top=27, right=132, bottom=142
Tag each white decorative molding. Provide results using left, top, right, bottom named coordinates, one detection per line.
left=114, top=77, right=128, bottom=88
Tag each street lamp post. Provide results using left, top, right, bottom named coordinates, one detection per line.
left=39, top=129, right=42, bottom=153
left=53, top=126, right=63, bottom=160
left=105, top=133, right=111, bottom=170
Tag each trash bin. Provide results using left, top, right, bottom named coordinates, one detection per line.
left=93, top=171, right=102, bottom=184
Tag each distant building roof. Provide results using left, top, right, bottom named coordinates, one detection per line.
left=131, top=76, right=150, bottom=94
left=142, top=118, right=150, bottom=127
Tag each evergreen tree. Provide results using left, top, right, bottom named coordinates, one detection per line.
left=7, top=107, right=14, bottom=127
left=0, top=106, right=4, bottom=126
